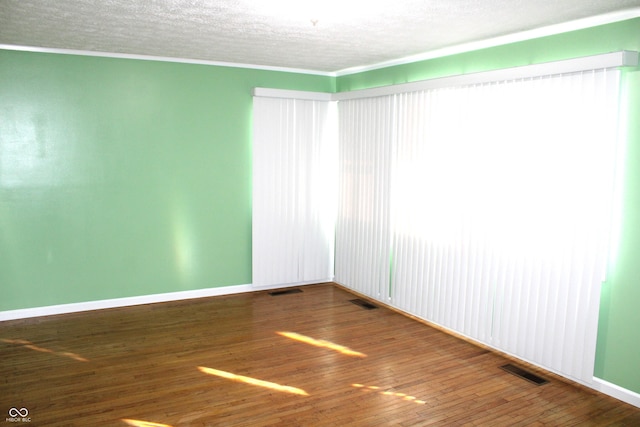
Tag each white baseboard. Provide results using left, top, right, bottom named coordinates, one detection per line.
left=0, top=284, right=256, bottom=321
left=0, top=281, right=325, bottom=322
left=593, top=377, right=640, bottom=408
left=333, top=281, right=640, bottom=409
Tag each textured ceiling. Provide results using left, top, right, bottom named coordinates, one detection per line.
left=1, top=0, right=640, bottom=74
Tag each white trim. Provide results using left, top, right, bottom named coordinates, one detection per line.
left=1, top=9, right=638, bottom=77
left=335, top=8, right=640, bottom=76
left=334, top=280, right=640, bottom=409
left=593, top=377, right=640, bottom=408
left=0, top=280, right=328, bottom=322
left=0, top=284, right=253, bottom=321
left=0, top=44, right=335, bottom=77
left=333, top=51, right=639, bottom=101
left=252, top=87, right=334, bottom=101
left=394, top=300, right=640, bottom=408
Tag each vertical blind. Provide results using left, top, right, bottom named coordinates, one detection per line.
left=252, top=97, right=337, bottom=287
left=335, top=69, right=621, bottom=384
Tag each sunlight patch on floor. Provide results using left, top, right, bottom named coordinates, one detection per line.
left=352, top=383, right=426, bottom=404
left=122, top=419, right=173, bottom=427
left=1, top=338, right=89, bottom=362
left=277, top=331, right=367, bottom=357
left=198, top=366, right=309, bottom=396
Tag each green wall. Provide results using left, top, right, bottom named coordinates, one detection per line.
left=337, top=18, right=640, bottom=395
left=0, top=50, right=333, bottom=310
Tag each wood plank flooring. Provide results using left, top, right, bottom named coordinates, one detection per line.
left=1, top=283, right=639, bottom=426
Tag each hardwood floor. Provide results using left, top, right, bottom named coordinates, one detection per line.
left=1, top=283, right=639, bottom=426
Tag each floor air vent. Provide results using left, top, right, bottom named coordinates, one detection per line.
left=350, top=299, right=378, bottom=310
left=269, top=288, right=303, bottom=296
left=500, top=364, right=549, bottom=385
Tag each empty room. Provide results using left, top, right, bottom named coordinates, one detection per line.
left=2, top=1, right=640, bottom=425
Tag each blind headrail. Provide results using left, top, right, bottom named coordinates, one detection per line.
left=334, top=51, right=638, bottom=100
left=254, top=51, right=638, bottom=102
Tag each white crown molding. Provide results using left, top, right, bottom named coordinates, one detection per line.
left=2, top=9, right=639, bottom=78
left=335, top=8, right=640, bottom=77
left=0, top=44, right=336, bottom=77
